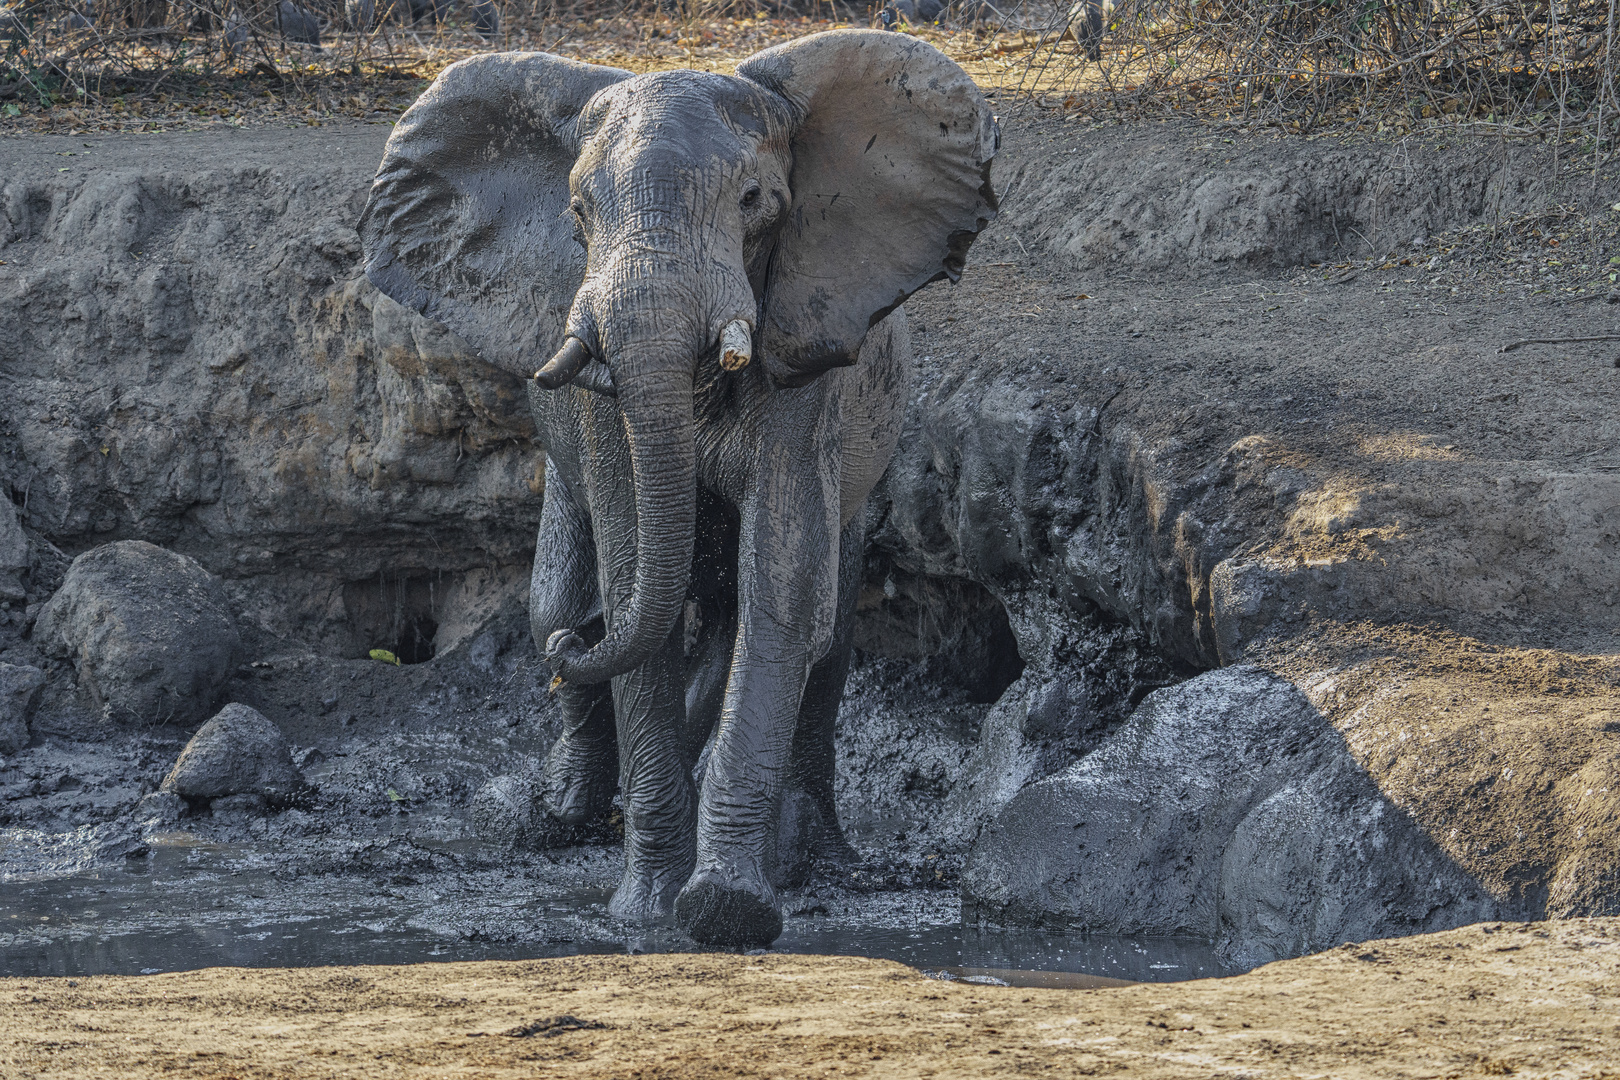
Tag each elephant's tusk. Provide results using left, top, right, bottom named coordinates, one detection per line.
left=534, top=336, right=591, bottom=389
left=719, top=320, right=752, bottom=372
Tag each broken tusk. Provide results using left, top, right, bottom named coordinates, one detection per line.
left=719, top=319, right=752, bottom=372
left=548, top=675, right=564, bottom=693
left=534, top=336, right=591, bottom=389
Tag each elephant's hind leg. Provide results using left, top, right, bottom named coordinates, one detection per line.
left=531, top=463, right=618, bottom=837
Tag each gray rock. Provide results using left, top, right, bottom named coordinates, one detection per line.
left=960, top=667, right=1501, bottom=967
left=35, top=541, right=241, bottom=727
left=211, top=792, right=269, bottom=817
left=472, top=773, right=581, bottom=850
left=0, top=496, right=26, bottom=602
left=132, top=790, right=185, bottom=826
left=160, top=703, right=300, bottom=800
left=0, top=662, right=45, bottom=754
left=92, top=820, right=150, bottom=862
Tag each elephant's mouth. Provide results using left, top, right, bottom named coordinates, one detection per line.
left=535, top=320, right=752, bottom=396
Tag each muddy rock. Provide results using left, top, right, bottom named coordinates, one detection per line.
left=35, top=541, right=241, bottom=728
left=996, top=121, right=1605, bottom=272
left=471, top=773, right=551, bottom=849
left=159, top=703, right=300, bottom=801
left=210, top=792, right=271, bottom=818
left=0, top=496, right=26, bottom=603
left=960, top=666, right=1500, bottom=965
left=131, top=790, right=184, bottom=827
left=0, top=662, right=46, bottom=754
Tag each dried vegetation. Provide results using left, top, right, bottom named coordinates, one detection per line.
left=1, top=0, right=1618, bottom=152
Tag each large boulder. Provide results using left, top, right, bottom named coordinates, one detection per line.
left=35, top=541, right=241, bottom=727
left=0, top=662, right=45, bottom=754
left=160, top=703, right=300, bottom=801
left=960, top=666, right=1503, bottom=967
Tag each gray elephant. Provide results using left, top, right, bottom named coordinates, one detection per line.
left=345, top=0, right=496, bottom=37
left=358, top=30, right=998, bottom=945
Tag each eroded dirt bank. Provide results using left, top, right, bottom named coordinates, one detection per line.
left=5, top=919, right=1619, bottom=1079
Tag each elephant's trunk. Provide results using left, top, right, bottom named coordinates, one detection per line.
left=550, top=364, right=696, bottom=685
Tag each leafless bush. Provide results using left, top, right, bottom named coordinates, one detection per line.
left=993, top=0, right=1620, bottom=138
left=5, top=0, right=1614, bottom=140
left=0, top=0, right=656, bottom=108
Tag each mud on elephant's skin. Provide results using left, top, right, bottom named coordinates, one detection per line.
left=358, top=30, right=999, bottom=945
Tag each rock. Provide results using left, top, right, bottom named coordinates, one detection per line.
left=471, top=773, right=598, bottom=850
left=960, top=667, right=1501, bottom=967
left=0, top=662, right=45, bottom=754
left=92, top=820, right=150, bottom=861
left=132, top=791, right=185, bottom=827
left=35, top=541, right=241, bottom=727
left=211, top=793, right=269, bottom=817
left=472, top=773, right=547, bottom=847
left=160, top=703, right=301, bottom=801
left=0, top=496, right=26, bottom=602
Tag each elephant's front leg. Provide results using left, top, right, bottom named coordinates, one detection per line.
left=676, top=398, right=842, bottom=946
left=605, top=633, right=695, bottom=918
left=583, top=431, right=698, bottom=920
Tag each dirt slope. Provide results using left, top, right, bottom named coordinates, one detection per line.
left=4, top=919, right=1619, bottom=1079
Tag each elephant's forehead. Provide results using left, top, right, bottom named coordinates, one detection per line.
left=583, top=71, right=777, bottom=143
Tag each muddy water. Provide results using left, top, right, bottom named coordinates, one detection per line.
left=1, top=839, right=1237, bottom=984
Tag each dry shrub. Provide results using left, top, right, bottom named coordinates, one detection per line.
left=0, top=0, right=869, bottom=114
left=997, top=0, right=1620, bottom=137
left=3, top=0, right=1616, bottom=140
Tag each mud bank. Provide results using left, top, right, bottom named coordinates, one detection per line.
left=5, top=918, right=1620, bottom=1079
left=1, top=109, right=1617, bottom=968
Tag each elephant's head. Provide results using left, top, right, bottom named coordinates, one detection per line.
left=358, top=30, right=998, bottom=685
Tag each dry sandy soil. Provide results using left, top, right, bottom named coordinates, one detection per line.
left=4, top=918, right=1620, bottom=1078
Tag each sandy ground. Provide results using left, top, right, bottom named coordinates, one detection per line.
left=4, top=918, right=1619, bottom=1078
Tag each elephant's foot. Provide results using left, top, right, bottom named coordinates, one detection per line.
left=608, top=863, right=687, bottom=920
left=675, top=864, right=782, bottom=947
left=538, top=731, right=617, bottom=826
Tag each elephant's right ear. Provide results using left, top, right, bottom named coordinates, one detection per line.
left=358, top=52, right=631, bottom=378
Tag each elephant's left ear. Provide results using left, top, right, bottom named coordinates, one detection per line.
left=737, top=30, right=999, bottom=387
left=358, top=52, right=632, bottom=378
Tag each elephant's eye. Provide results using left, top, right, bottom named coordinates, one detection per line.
left=570, top=198, right=585, bottom=219
left=740, top=184, right=761, bottom=210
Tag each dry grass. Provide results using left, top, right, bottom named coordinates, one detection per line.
left=3, top=0, right=1618, bottom=149
left=0, top=2, right=998, bottom=134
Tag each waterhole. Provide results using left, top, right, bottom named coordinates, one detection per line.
left=0, top=841, right=1240, bottom=984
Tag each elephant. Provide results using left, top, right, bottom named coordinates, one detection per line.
left=1068, top=0, right=1114, bottom=61
left=224, top=0, right=322, bottom=49
left=344, top=0, right=497, bottom=38
left=358, top=29, right=998, bottom=945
